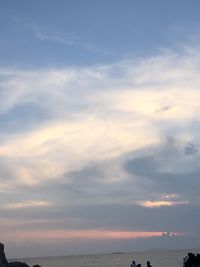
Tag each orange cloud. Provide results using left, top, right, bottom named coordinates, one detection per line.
left=2, top=229, right=180, bottom=242
left=137, top=200, right=189, bottom=208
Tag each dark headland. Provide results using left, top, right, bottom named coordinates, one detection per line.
left=0, top=243, right=41, bottom=267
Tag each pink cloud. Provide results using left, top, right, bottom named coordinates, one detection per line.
left=2, top=229, right=185, bottom=242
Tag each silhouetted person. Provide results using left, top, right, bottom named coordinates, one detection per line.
left=137, top=264, right=141, bottom=267
left=147, top=260, right=152, bottom=267
left=196, top=253, right=200, bottom=266
left=183, top=252, right=199, bottom=267
left=131, top=261, right=136, bottom=267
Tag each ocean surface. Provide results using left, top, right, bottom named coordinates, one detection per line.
left=14, top=249, right=200, bottom=267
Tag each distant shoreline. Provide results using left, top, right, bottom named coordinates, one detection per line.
left=8, top=248, right=200, bottom=261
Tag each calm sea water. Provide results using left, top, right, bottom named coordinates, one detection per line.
left=16, top=249, right=200, bottom=267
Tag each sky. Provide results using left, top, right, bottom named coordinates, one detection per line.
left=1, top=0, right=200, bottom=259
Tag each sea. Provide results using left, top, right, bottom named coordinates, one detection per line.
left=13, top=249, right=200, bottom=267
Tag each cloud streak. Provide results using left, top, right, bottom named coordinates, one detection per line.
left=137, top=200, right=189, bottom=208
left=34, top=26, right=79, bottom=46
left=3, top=200, right=52, bottom=210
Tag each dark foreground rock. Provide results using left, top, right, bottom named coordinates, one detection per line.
left=0, top=243, right=8, bottom=267
left=8, top=262, right=30, bottom=267
left=0, top=243, right=41, bottom=267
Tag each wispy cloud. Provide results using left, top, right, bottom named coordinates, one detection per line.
left=0, top=45, right=200, bottom=246
left=0, top=229, right=167, bottom=241
left=34, top=26, right=78, bottom=45
left=137, top=200, right=189, bottom=208
left=33, top=26, right=112, bottom=56
left=3, top=200, right=52, bottom=210
left=0, top=46, right=200, bottom=193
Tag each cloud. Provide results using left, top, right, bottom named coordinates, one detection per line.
left=0, top=46, right=200, bottom=195
left=1, top=229, right=165, bottom=241
left=3, top=200, right=52, bottom=210
left=124, top=136, right=200, bottom=207
left=1, top=44, right=200, bottom=250
left=33, top=26, right=111, bottom=57
left=34, top=27, right=78, bottom=46
left=137, top=200, right=189, bottom=208
left=1, top=47, right=200, bottom=197
left=185, top=142, right=198, bottom=155
left=0, top=110, right=157, bottom=190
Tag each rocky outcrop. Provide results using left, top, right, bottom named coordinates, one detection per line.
left=0, top=243, right=41, bottom=267
left=8, top=263, right=30, bottom=267
left=0, top=243, right=8, bottom=267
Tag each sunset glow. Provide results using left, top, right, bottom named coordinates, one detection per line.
left=2, top=230, right=169, bottom=241
left=137, top=200, right=189, bottom=208
left=1, top=0, right=200, bottom=258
